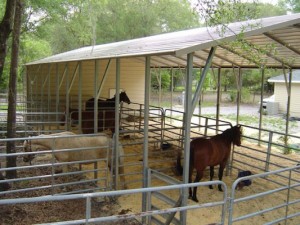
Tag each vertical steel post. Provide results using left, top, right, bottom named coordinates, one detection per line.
left=142, top=56, right=151, bottom=224
left=78, top=62, right=82, bottom=131
left=94, top=60, right=99, bottom=133
left=65, top=63, right=70, bottom=130
left=236, top=67, right=242, bottom=125
left=198, top=67, right=203, bottom=131
left=285, top=69, right=292, bottom=143
left=191, top=47, right=216, bottom=114
left=258, top=66, right=265, bottom=144
left=47, top=64, right=51, bottom=122
left=180, top=53, right=193, bottom=225
left=114, top=58, right=121, bottom=189
left=216, top=68, right=221, bottom=132
left=55, top=64, right=59, bottom=127
left=265, top=131, right=273, bottom=172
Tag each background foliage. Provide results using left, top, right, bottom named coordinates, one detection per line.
left=0, top=0, right=299, bottom=93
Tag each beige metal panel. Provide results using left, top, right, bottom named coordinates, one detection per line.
left=274, top=84, right=287, bottom=113
left=27, top=58, right=146, bottom=109
left=274, top=83, right=300, bottom=117
left=290, top=83, right=300, bottom=117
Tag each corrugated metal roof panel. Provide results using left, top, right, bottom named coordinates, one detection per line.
left=268, top=70, right=300, bottom=83
left=26, top=13, right=300, bottom=69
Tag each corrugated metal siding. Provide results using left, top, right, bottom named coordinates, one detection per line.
left=26, top=58, right=145, bottom=111
left=274, top=83, right=300, bottom=117
left=290, top=83, right=300, bottom=117
left=274, top=85, right=287, bottom=113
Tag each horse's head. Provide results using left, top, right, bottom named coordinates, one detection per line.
left=120, top=91, right=131, bottom=104
left=232, top=125, right=242, bottom=146
left=23, top=139, right=35, bottom=164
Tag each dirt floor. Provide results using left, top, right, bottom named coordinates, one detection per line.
left=1, top=134, right=300, bottom=225
left=117, top=140, right=300, bottom=225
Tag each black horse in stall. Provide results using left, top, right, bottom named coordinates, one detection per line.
left=85, top=91, right=131, bottom=110
left=60, top=91, right=131, bottom=134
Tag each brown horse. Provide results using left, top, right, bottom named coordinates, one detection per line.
left=81, top=109, right=115, bottom=134
left=60, top=108, right=115, bottom=134
left=176, top=125, right=242, bottom=202
left=85, top=91, right=131, bottom=110
left=61, top=92, right=130, bottom=133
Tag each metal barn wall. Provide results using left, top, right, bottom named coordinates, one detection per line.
left=274, top=83, right=300, bottom=117
left=25, top=58, right=146, bottom=112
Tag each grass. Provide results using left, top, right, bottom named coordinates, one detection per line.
left=0, top=104, right=24, bottom=111
left=218, top=114, right=298, bottom=133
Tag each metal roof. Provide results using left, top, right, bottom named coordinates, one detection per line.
left=268, top=70, right=300, bottom=83
left=27, top=13, right=300, bottom=69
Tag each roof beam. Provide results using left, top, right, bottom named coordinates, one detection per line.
left=245, top=38, right=293, bottom=68
left=293, top=24, right=300, bottom=29
left=176, top=55, right=203, bottom=68
left=264, top=32, right=300, bottom=56
left=159, top=55, right=186, bottom=67
left=202, top=49, right=240, bottom=68
left=150, top=57, right=172, bottom=67
left=218, top=44, right=259, bottom=67
left=193, top=52, right=221, bottom=68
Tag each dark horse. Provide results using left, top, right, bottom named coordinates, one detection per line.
left=176, top=125, right=242, bottom=202
left=60, top=108, right=115, bottom=134
left=85, top=91, right=131, bottom=110
left=60, top=92, right=131, bottom=134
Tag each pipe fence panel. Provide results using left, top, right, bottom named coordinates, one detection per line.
left=228, top=166, right=300, bottom=225
left=230, top=125, right=300, bottom=178
left=148, top=169, right=227, bottom=225
left=0, top=133, right=112, bottom=198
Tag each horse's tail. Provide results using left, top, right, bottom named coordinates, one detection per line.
left=175, top=151, right=183, bottom=176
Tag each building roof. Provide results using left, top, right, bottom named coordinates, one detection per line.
left=268, top=70, right=300, bottom=83
left=26, top=13, right=300, bottom=69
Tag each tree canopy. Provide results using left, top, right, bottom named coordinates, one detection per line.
left=0, top=0, right=296, bottom=93
left=0, top=0, right=201, bottom=91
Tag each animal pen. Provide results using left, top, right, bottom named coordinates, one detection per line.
left=1, top=14, right=300, bottom=225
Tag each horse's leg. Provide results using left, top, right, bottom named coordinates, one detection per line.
left=209, top=166, right=214, bottom=189
left=192, top=171, right=203, bottom=203
left=217, top=163, right=226, bottom=192
left=188, top=166, right=193, bottom=199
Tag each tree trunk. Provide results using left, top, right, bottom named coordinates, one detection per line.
left=6, top=0, right=23, bottom=179
left=0, top=0, right=16, bottom=82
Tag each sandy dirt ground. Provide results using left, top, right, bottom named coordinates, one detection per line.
left=1, top=128, right=299, bottom=225
left=115, top=139, right=300, bottom=225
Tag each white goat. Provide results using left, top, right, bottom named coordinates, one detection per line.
left=23, top=131, right=126, bottom=189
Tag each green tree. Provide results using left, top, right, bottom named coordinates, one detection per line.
left=0, top=0, right=16, bottom=85
left=43, top=0, right=200, bottom=52
left=151, top=69, right=171, bottom=91
left=6, top=0, right=24, bottom=179
left=193, top=1, right=289, bottom=98
left=1, top=0, right=200, bottom=91
left=279, top=0, right=300, bottom=12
